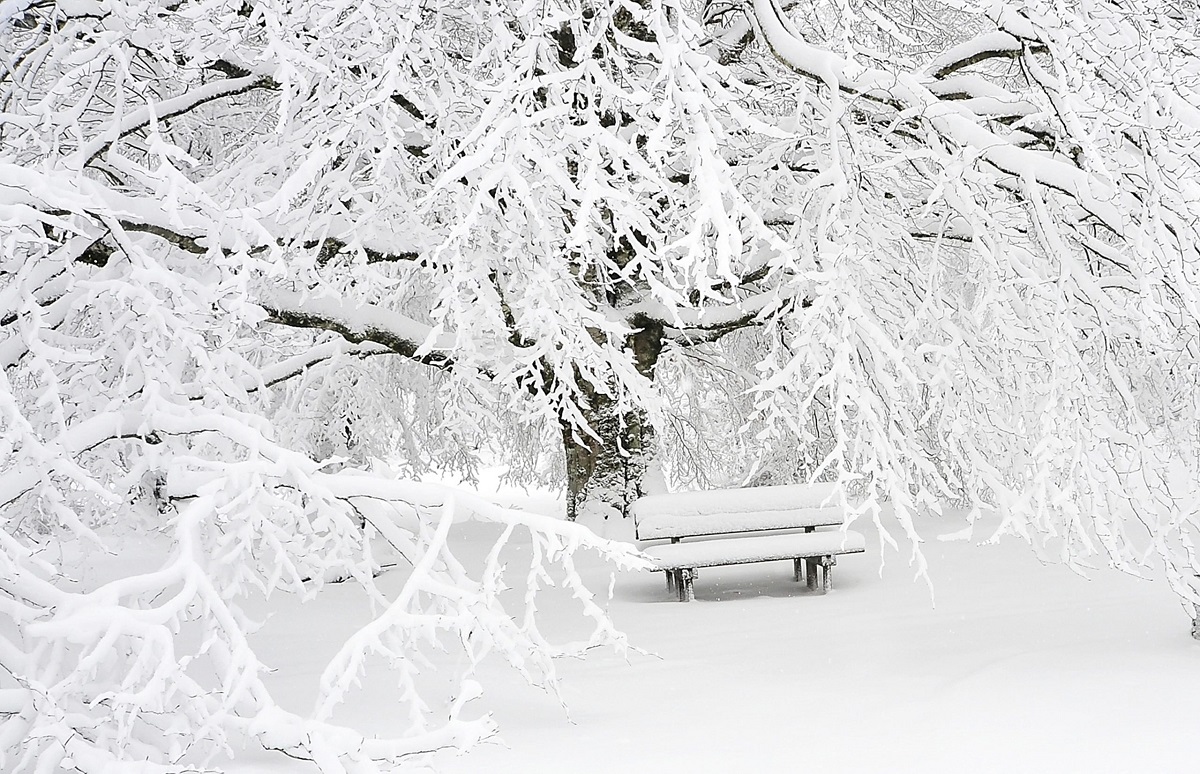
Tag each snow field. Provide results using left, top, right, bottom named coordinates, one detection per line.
left=222, top=477, right=1200, bottom=774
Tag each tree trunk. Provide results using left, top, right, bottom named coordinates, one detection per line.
left=561, top=397, right=653, bottom=521
left=563, top=317, right=663, bottom=521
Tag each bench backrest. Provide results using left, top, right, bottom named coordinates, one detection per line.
left=631, top=484, right=845, bottom=541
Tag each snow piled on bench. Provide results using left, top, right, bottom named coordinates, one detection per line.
left=635, top=507, right=843, bottom=541
left=643, top=529, right=866, bottom=570
left=630, top=484, right=846, bottom=540
left=629, top=483, right=841, bottom=518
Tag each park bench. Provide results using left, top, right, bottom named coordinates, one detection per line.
left=631, top=483, right=866, bottom=602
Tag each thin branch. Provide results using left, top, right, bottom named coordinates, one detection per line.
left=81, top=74, right=278, bottom=165
left=182, top=340, right=394, bottom=401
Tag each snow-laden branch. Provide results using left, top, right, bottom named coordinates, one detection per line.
left=0, top=163, right=423, bottom=267
left=2, top=393, right=647, bottom=772
left=619, top=286, right=787, bottom=340
left=925, top=31, right=1042, bottom=79
left=258, top=288, right=455, bottom=368
left=183, top=339, right=393, bottom=400
left=749, top=0, right=1129, bottom=236
left=78, top=74, right=279, bottom=166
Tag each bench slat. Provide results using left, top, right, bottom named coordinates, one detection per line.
left=643, top=530, right=866, bottom=571
left=635, top=506, right=842, bottom=541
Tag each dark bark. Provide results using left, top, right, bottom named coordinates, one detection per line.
left=561, top=392, right=655, bottom=521
left=562, top=318, right=663, bottom=521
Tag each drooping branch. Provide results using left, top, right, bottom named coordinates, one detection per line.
left=0, top=412, right=149, bottom=510
left=748, top=0, right=1131, bottom=239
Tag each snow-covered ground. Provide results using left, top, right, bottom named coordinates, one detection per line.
left=235, top=477, right=1200, bottom=773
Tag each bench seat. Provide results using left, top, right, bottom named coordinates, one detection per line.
left=643, top=529, right=865, bottom=601
left=642, top=529, right=865, bottom=570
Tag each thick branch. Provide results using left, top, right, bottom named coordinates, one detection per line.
left=664, top=315, right=762, bottom=345
left=308, top=236, right=420, bottom=266
left=624, top=286, right=795, bottom=347
left=258, top=290, right=453, bottom=369
left=925, top=32, right=1046, bottom=80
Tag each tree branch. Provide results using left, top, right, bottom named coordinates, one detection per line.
left=80, top=73, right=278, bottom=165
left=183, top=340, right=393, bottom=401
left=308, top=236, right=420, bottom=266
left=257, top=289, right=454, bottom=369
left=749, top=0, right=1129, bottom=238
left=925, top=31, right=1047, bottom=80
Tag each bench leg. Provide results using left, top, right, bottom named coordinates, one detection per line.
left=677, top=568, right=695, bottom=602
left=820, top=555, right=836, bottom=593
left=793, top=557, right=804, bottom=582
left=805, top=558, right=819, bottom=591
left=666, top=570, right=676, bottom=594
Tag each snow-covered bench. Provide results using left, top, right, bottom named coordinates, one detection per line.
left=631, top=484, right=866, bottom=602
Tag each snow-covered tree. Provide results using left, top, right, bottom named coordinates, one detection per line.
left=4, top=0, right=1200, bottom=769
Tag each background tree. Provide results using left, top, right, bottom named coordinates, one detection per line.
left=4, top=0, right=1200, bottom=770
